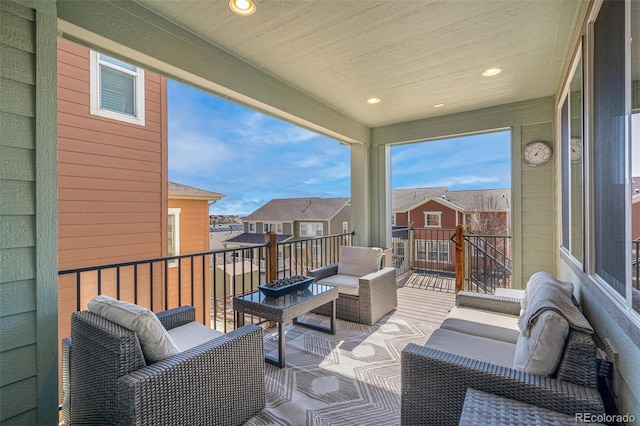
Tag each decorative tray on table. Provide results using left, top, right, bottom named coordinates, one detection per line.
left=258, top=276, right=314, bottom=297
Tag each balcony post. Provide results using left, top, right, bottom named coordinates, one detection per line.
left=265, top=232, right=278, bottom=282
left=455, top=225, right=464, bottom=293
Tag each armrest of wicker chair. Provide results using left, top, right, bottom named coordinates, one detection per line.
left=401, top=344, right=604, bottom=426
left=359, top=267, right=398, bottom=325
left=117, top=324, right=265, bottom=425
left=308, top=262, right=339, bottom=281
left=455, top=291, right=522, bottom=316
left=156, top=305, right=196, bottom=330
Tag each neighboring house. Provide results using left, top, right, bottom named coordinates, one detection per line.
left=224, top=197, right=351, bottom=275
left=392, top=187, right=511, bottom=273
left=210, top=224, right=244, bottom=251
left=224, top=197, right=351, bottom=248
left=168, top=182, right=224, bottom=307
left=57, top=39, right=220, bottom=343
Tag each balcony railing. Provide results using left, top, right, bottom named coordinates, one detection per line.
left=390, top=225, right=512, bottom=293
left=58, top=232, right=354, bottom=335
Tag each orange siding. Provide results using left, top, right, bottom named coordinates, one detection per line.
left=167, top=199, right=212, bottom=325
left=57, top=38, right=167, bottom=270
left=57, top=37, right=169, bottom=376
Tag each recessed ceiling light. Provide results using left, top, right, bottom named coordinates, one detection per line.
left=367, top=97, right=381, bottom=104
left=229, top=0, right=256, bottom=15
left=434, top=103, right=444, bottom=108
left=482, top=67, right=502, bottom=77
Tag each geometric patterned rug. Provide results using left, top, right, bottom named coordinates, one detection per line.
left=244, top=313, right=437, bottom=425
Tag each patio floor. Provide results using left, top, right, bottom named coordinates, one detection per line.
left=248, top=272, right=457, bottom=425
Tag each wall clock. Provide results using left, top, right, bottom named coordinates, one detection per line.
left=522, top=141, right=552, bottom=166
left=570, top=138, right=583, bottom=163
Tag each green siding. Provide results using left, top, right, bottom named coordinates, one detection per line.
left=0, top=0, right=58, bottom=423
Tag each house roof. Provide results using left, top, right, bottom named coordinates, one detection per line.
left=168, top=182, right=224, bottom=201
left=392, top=187, right=511, bottom=213
left=223, top=233, right=294, bottom=246
left=244, top=197, right=350, bottom=222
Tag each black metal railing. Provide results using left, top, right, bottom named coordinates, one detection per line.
left=58, top=233, right=354, bottom=333
left=389, top=226, right=512, bottom=293
left=391, top=227, right=411, bottom=276
left=464, top=234, right=512, bottom=293
left=411, top=228, right=457, bottom=276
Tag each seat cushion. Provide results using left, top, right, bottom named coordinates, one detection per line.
left=513, top=310, right=569, bottom=376
left=168, top=322, right=225, bottom=352
left=87, top=295, right=180, bottom=363
left=440, top=306, right=520, bottom=344
left=337, top=246, right=383, bottom=277
left=317, top=274, right=360, bottom=296
left=424, top=328, right=516, bottom=368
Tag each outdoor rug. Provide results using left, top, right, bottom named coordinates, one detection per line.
left=244, top=313, right=437, bottom=426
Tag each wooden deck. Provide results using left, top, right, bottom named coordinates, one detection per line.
left=394, top=272, right=456, bottom=324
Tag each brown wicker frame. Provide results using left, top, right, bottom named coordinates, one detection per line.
left=61, top=306, right=265, bottom=425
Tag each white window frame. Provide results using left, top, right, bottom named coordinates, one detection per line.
left=168, top=208, right=181, bottom=267
left=90, top=51, right=145, bottom=126
left=248, top=223, right=256, bottom=233
left=300, top=222, right=323, bottom=237
left=424, top=211, right=442, bottom=228
left=263, top=223, right=283, bottom=234
left=415, top=240, right=449, bottom=263
left=342, top=221, right=349, bottom=233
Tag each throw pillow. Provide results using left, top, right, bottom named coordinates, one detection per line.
left=88, top=295, right=180, bottom=363
left=337, top=246, right=383, bottom=277
left=513, top=310, right=569, bottom=376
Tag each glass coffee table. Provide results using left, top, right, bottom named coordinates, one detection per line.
left=233, top=282, right=338, bottom=368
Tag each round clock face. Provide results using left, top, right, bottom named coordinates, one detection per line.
left=522, top=141, right=552, bottom=166
left=570, top=138, right=583, bottom=163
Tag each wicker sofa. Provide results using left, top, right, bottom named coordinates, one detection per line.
left=401, top=272, right=605, bottom=425
left=61, top=302, right=265, bottom=425
left=308, top=246, right=397, bottom=325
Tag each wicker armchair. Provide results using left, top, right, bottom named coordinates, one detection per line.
left=61, top=306, right=265, bottom=425
left=308, top=246, right=397, bottom=325
left=401, top=292, right=604, bottom=425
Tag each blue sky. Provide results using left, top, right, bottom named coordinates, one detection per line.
left=168, top=80, right=511, bottom=215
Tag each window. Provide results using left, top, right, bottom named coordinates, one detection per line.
left=248, top=223, right=256, bottom=233
left=560, top=47, right=584, bottom=263
left=415, top=240, right=449, bottom=263
left=300, top=223, right=323, bottom=237
left=168, top=208, right=181, bottom=267
left=342, top=221, right=349, bottom=233
left=425, top=212, right=442, bottom=227
left=263, top=223, right=283, bottom=234
left=391, top=214, right=396, bottom=226
left=90, top=51, right=145, bottom=125
left=592, top=0, right=627, bottom=297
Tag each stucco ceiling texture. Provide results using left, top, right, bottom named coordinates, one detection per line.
left=135, top=0, right=585, bottom=128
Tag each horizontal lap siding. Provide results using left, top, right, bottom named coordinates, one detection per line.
left=57, top=38, right=166, bottom=270
left=0, top=2, right=38, bottom=422
left=168, top=199, right=211, bottom=325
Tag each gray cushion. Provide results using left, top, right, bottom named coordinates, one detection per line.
left=317, top=274, right=360, bottom=296
left=167, top=321, right=225, bottom=352
left=440, top=306, right=520, bottom=344
left=88, top=295, right=180, bottom=363
left=513, top=310, right=569, bottom=376
left=337, top=246, right=383, bottom=277
left=424, top=328, right=516, bottom=368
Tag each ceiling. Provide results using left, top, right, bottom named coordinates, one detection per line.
left=133, top=0, right=586, bottom=129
